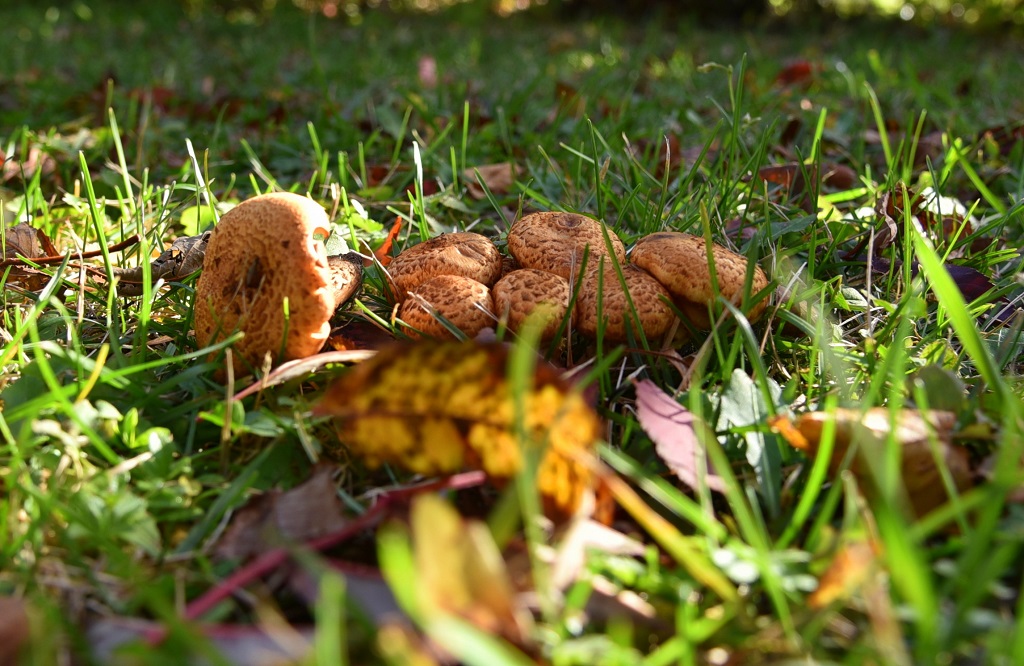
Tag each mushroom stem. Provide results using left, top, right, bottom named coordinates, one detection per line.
left=326, top=252, right=364, bottom=310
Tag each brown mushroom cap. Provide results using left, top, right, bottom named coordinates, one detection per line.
left=630, top=232, right=769, bottom=329
left=493, top=268, right=571, bottom=341
left=399, top=274, right=494, bottom=339
left=575, top=262, right=674, bottom=343
left=194, top=192, right=351, bottom=375
left=388, top=232, right=502, bottom=301
left=507, top=212, right=626, bottom=280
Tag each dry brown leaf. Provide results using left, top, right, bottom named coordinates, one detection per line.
left=232, top=349, right=377, bottom=401
left=771, top=407, right=972, bottom=516
left=463, top=162, right=520, bottom=200
left=774, top=59, right=816, bottom=87
left=2, top=222, right=52, bottom=291
left=0, top=596, right=30, bottom=664
left=808, top=539, right=881, bottom=609
left=756, top=162, right=855, bottom=214
left=554, top=81, right=586, bottom=119
left=3, top=222, right=45, bottom=259
left=214, top=465, right=349, bottom=561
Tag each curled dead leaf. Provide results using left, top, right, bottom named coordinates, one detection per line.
left=213, top=465, right=349, bottom=562
left=2, top=223, right=56, bottom=291
left=771, top=407, right=972, bottom=516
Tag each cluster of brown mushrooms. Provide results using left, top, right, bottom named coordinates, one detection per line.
left=391, top=211, right=770, bottom=345
left=191, top=195, right=769, bottom=377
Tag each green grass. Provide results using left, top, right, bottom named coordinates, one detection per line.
left=2, top=1, right=1024, bottom=664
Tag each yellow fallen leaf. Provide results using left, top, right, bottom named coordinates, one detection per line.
left=411, top=494, right=532, bottom=643
left=315, top=340, right=602, bottom=518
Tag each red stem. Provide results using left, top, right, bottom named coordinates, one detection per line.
left=144, top=470, right=488, bottom=644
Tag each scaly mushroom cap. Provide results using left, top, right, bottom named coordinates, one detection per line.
left=388, top=232, right=502, bottom=301
left=507, top=212, right=626, bottom=280
left=194, top=192, right=337, bottom=375
left=631, top=232, right=769, bottom=330
left=493, top=268, right=571, bottom=341
left=575, top=262, right=674, bottom=343
left=399, top=274, right=494, bottom=339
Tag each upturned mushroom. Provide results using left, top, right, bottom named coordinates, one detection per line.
left=574, top=262, right=674, bottom=343
left=630, top=232, right=769, bottom=330
left=387, top=231, right=502, bottom=301
left=492, top=268, right=571, bottom=341
left=507, top=212, right=626, bottom=280
left=193, top=192, right=362, bottom=376
left=398, top=274, right=494, bottom=339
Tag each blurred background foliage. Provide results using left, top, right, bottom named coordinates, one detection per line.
left=37, top=0, right=1023, bottom=27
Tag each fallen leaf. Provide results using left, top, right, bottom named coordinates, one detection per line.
left=411, top=494, right=533, bottom=644
left=87, top=616, right=312, bottom=665
left=778, top=116, right=802, bottom=146
left=980, top=121, right=1024, bottom=156
left=2, top=222, right=52, bottom=290
left=821, top=163, right=858, bottom=190
left=315, top=340, right=602, bottom=519
left=327, top=320, right=398, bottom=353
left=376, top=621, right=442, bottom=666
left=232, top=349, right=376, bottom=402
left=549, top=519, right=646, bottom=589
left=3, top=222, right=45, bottom=259
left=774, top=59, right=815, bottom=87
left=372, top=217, right=403, bottom=266
left=1, top=145, right=56, bottom=183
left=417, top=55, right=438, bottom=89
left=288, top=563, right=401, bottom=625
left=214, top=465, right=349, bottom=561
left=633, top=379, right=726, bottom=493
left=770, top=408, right=972, bottom=516
left=843, top=255, right=997, bottom=307
left=756, top=162, right=854, bottom=213
left=463, top=162, right=520, bottom=200
left=0, top=596, right=30, bottom=664
left=943, top=263, right=996, bottom=301
left=862, top=183, right=974, bottom=256
left=808, top=539, right=881, bottom=609
left=554, top=81, right=586, bottom=120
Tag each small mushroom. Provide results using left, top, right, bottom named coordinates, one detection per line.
left=388, top=232, right=502, bottom=301
left=575, top=262, right=674, bottom=343
left=193, top=192, right=362, bottom=375
left=492, top=268, right=571, bottom=341
left=399, top=274, right=494, bottom=339
left=630, top=232, right=769, bottom=330
left=506, top=212, right=626, bottom=280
